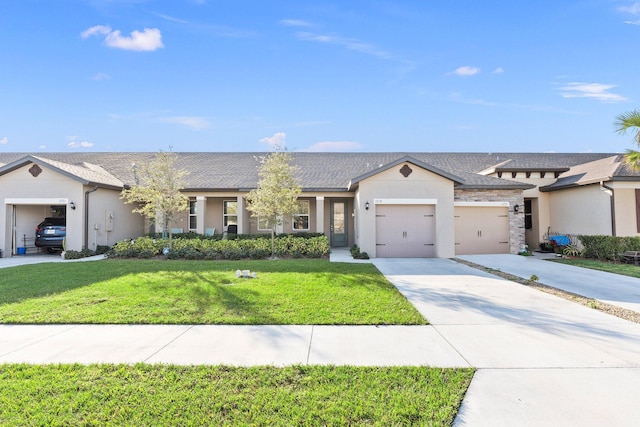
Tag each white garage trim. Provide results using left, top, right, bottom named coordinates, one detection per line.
left=5, top=198, right=69, bottom=205
left=454, top=201, right=509, bottom=207
left=374, top=198, right=438, bottom=205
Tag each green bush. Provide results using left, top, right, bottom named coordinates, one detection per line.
left=110, top=234, right=330, bottom=260
left=577, top=235, right=640, bottom=261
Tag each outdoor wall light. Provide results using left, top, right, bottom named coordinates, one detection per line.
left=513, top=204, right=519, bottom=213
left=365, top=201, right=370, bottom=210
left=69, top=201, right=76, bottom=210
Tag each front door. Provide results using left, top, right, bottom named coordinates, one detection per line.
left=330, top=200, right=348, bottom=247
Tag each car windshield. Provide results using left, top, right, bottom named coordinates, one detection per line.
left=40, top=218, right=65, bottom=227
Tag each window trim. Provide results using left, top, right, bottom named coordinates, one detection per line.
left=223, top=200, right=238, bottom=228
left=188, top=199, right=197, bottom=231
left=292, top=200, right=310, bottom=231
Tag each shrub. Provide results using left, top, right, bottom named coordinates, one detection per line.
left=110, top=234, right=330, bottom=260
left=577, top=235, right=640, bottom=261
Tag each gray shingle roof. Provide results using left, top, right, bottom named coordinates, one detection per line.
left=0, top=151, right=632, bottom=191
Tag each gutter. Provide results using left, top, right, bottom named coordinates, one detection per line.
left=84, top=185, right=99, bottom=249
left=600, top=181, right=616, bottom=236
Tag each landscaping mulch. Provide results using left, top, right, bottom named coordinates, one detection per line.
left=455, top=258, right=640, bottom=324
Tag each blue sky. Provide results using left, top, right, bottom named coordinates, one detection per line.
left=2, top=0, right=640, bottom=153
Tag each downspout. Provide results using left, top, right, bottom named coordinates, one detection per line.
left=84, top=186, right=99, bottom=249
left=601, top=181, right=616, bottom=236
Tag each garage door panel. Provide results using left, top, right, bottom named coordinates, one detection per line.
left=455, top=206, right=509, bottom=255
left=375, top=205, right=435, bottom=258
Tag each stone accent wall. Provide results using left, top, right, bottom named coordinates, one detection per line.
left=454, top=189, right=525, bottom=254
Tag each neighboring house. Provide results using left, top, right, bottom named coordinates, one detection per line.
left=0, top=152, right=638, bottom=258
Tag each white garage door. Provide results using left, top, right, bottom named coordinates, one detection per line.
left=455, top=206, right=509, bottom=255
left=375, top=205, right=435, bottom=257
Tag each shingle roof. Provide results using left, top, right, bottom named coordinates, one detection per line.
left=0, top=151, right=631, bottom=191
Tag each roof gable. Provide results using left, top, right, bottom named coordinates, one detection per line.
left=0, top=155, right=124, bottom=189
left=348, top=156, right=464, bottom=190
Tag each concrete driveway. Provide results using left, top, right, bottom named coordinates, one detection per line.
left=373, top=258, right=640, bottom=427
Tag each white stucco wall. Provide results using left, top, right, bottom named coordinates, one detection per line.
left=356, top=163, right=455, bottom=258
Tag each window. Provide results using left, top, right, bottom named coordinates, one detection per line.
left=189, top=199, right=197, bottom=231
left=293, top=200, right=310, bottom=231
left=257, top=216, right=271, bottom=231
left=524, top=199, right=532, bottom=230
left=223, top=200, right=238, bottom=227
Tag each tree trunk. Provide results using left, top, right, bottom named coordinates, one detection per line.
left=270, top=227, right=275, bottom=258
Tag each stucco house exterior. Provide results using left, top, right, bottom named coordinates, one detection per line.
left=0, top=152, right=638, bottom=258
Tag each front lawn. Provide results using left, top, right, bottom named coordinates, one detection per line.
left=0, top=259, right=426, bottom=325
left=0, top=364, right=473, bottom=426
left=550, top=258, right=640, bottom=279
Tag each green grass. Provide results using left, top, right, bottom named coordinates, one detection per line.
left=0, top=364, right=474, bottom=426
left=550, top=258, right=640, bottom=279
left=0, top=259, right=426, bottom=325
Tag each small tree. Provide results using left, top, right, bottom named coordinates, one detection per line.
left=614, top=109, right=640, bottom=169
left=121, top=151, right=189, bottom=248
left=246, top=149, right=301, bottom=258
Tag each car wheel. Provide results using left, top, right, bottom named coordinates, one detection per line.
left=46, top=248, right=59, bottom=254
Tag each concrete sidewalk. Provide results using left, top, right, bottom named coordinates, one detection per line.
left=0, top=324, right=467, bottom=367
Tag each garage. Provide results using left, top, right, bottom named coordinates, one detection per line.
left=375, top=204, right=435, bottom=257
left=454, top=205, right=509, bottom=255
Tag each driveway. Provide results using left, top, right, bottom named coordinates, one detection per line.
left=373, top=258, right=640, bottom=427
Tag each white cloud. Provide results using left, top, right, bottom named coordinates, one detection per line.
left=0, top=136, right=7, bottom=144
left=492, top=67, right=505, bottom=74
left=303, top=141, right=363, bottom=152
left=619, top=2, right=640, bottom=14
left=81, top=25, right=164, bottom=51
left=624, top=19, right=640, bottom=25
left=259, top=132, right=287, bottom=149
left=68, top=141, right=95, bottom=148
left=92, top=72, right=111, bottom=81
left=280, top=19, right=313, bottom=27
left=161, top=116, right=211, bottom=130
left=39, top=145, right=46, bottom=150
left=296, top=32, right=392, bottom=60
left=81, top=25, right=111, bottom=39
left=558, top=82, right=627, bottom=102
left=452, top=66, right=480, bottom=76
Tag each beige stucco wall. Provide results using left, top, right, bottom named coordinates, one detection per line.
left=548, top=184, right=612, bottom=236
left=85, top=187, right=145, bottom=249
left=608, top=182, right=640, bottom=237
left=356, top=163, right=455, bottom=258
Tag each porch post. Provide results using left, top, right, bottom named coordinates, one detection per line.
left=316, top=196, right=325, bottom=234
left=236, top=195, right=245, bottom=234
left=196, top=196, right=206, bottom=235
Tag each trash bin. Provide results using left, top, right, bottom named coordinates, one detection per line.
left=17, top=247, right=26, bottom=255
left=0, top=249, right=3, bottom=258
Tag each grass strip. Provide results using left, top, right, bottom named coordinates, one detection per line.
left=0, top=364, right=473, bottom=426
left=0, top=259, right=426, bottom=325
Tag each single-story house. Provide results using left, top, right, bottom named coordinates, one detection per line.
left=0, top=152, right=638, bottom=258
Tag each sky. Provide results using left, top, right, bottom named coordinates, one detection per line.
left=1, top=0, right=640, bottom=154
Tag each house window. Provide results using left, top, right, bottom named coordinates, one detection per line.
left=257, top=217, right=271, bottom=231
left=293, top=200, right=310, bottom=231
left=223, top=200, right=238, bottom=227
left=189, top=199, right=197, bottom=231
left=524, top=199, right=532, bottom=230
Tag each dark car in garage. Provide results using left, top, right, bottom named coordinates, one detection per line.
left=35, top=217, right=66, bottom=252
